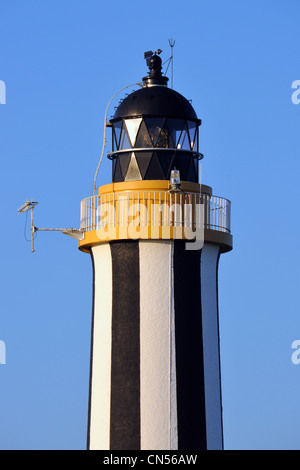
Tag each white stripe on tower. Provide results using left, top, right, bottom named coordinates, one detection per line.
left=139, top=240, right=178, bottom=450
left=200, top=243, right=223, bottom=450
left=88, top=244, right=113, bottom=450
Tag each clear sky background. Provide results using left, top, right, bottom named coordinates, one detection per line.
left=0, top=0, right=300, bottom=450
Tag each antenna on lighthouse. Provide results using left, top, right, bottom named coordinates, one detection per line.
left=18, top=200, right=84, bottom=253
left=169, top=38, right=175, bottom=89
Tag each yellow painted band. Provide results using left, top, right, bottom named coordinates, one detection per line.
left=98, top=180, right=212, bottom=196
left=78, top=228, right=232, bottom=253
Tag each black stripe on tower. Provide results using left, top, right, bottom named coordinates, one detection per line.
left=110, top=241, right=140, bottom=450
left=174, top=240, right=207, bottom=450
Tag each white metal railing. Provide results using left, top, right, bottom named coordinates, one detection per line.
left=80, top=191, right=231, bottom=235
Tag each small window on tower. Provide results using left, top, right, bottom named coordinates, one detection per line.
left=155, top=124, right=170, bottom=148
left=177, top=122, right=190, bottom=150
left=119, top=125, right=132, bottom=150
left=144, top=118, right=165, bottom=147
left=134, top=120, right=152, bottom=148
left=112, top=120, right=123, bottom=150
left=187, top=121, right=198, bottom=151
left=124, top=118, right=143, bottom=147
left=166, top=119, right=185, bottom=149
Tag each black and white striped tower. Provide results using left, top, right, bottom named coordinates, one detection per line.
left=78, top=52, right=233, bottom=450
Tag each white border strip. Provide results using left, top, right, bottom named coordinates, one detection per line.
left=89, top=244, right=113, bottom=450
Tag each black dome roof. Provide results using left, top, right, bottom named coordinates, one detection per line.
left=111, top=52, right=200, bottom=124
left=111, top=86, right=200, bottom=123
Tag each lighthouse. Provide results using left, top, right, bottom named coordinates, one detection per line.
left=78, top=52, right=233, bottom=451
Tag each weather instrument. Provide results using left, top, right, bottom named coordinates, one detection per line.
left=18, top=200, right=84, bottom=253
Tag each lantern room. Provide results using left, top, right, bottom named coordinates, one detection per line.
left=108, top=52, right=203, bottom=184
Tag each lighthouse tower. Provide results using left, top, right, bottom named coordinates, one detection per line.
left=78, top=53, right=233, bottom=451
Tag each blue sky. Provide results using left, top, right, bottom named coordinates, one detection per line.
left=1, top=0, right=300, bottom=450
